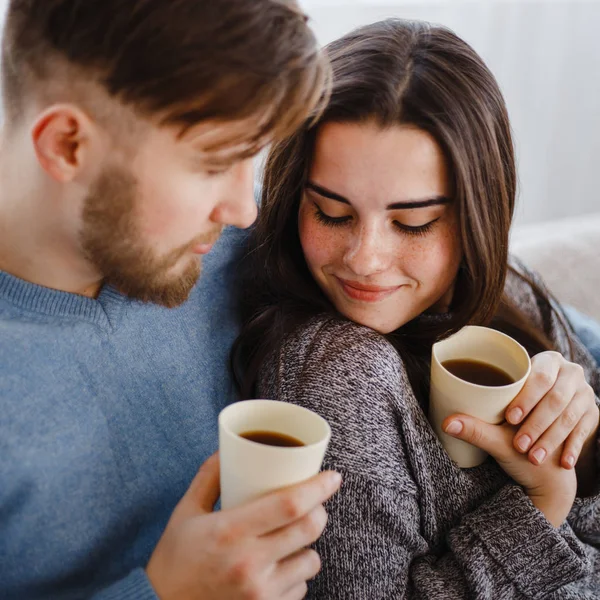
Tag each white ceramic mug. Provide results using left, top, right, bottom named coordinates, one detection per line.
left=219, top=399, right=331, bottom=509
left=429, top=326, right=531, bottom=468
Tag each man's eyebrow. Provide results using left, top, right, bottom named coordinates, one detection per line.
left=199, top=156, right=238, bottom=167
left=306, top=181, right=452, bottom=209
left=193, top=139, right=263, bottom=165
left=198, top=149, right=257, bottom=165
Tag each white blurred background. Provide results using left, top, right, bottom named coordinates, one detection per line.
left=301, top=0, right=600, bottom=226
left=1, top=0, right=598, bottom=226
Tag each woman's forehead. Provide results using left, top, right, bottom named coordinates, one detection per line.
left=310, top=121, right=450, bottom=205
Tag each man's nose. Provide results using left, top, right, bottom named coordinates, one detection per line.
left=210, top=159, right=258, bottom=229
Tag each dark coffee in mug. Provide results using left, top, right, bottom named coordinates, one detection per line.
left=442, top=359, right=515, bottom=387
left=240, top=430, right=305, bottom=447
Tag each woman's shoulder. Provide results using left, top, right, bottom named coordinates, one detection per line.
left=259, top=314, right=419, bottom=490
left=506, top=256, right=600, bottom=390
left=504, top=256, right=548, bottom=324
left=258, top=312, right=411, bottom=424
left=278, top=314, right=407, bottom=392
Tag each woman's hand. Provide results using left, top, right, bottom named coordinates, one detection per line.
left=504, top=351, right=599, bottom=470
left=443, top=415, right=576, bottom=527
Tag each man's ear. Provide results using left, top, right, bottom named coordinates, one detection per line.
left=31, top=105, right=97, bottom=182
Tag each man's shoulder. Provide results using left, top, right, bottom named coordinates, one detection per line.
left=189, top=226, right=249, bottom=301
left=177, top=231, right=244, bottom=336
left=204, top=226, right=249, bottom=272
left=0, top=308, right=73, bottom=406
left=0, top=302, right=60, bottom=343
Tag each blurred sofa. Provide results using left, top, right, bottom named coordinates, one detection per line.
left=511, top=213, right=600, bottom=322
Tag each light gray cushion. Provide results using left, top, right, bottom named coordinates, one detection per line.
left=511, top=213, right=600, bottom=321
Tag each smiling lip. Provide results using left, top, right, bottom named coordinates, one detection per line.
left=336, top=277, right=401, bottom=302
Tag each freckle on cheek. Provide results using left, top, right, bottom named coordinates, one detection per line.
left=300, top=220, right=337, bottom=264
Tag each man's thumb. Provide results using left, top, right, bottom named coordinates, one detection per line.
left=175, top=453, right=221, bottom=521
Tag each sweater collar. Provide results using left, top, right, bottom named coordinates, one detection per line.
left=0, top=270, right=129, bottom=328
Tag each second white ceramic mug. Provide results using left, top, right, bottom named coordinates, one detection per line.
left=429, top=326, right=531, bottom=468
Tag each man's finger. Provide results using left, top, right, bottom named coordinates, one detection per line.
left=226, top=470, right=341, bottom=538
left=261, top=505, right=328, bottom=563
left=275, top=549, right=321, bottom=598
left=280, top=582, right=310, bottom=600
left=443, top=414, right=511, bottom=458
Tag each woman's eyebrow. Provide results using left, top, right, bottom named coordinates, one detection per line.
left=306, top=181, right=452, bottom=209
left=306, top=181, right=350, bottom=204
left=387, top=197, right=452, bottom=209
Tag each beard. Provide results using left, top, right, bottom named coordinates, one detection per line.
left=80, top=165, right=213, bottom=308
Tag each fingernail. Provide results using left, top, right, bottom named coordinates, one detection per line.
left=565, top=455, right=575, bottom=468
left=516, top=435, right=532, bottom=451
left=330, top=472, right=342, bottom=487
left=532, top=448, right=547, bottom=464
left=507, top=408, right=523, bottom=424
left=445, top=421, right=463, bottom=435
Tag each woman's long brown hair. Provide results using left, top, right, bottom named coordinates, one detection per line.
left=233, top=19, right=561, bottom=401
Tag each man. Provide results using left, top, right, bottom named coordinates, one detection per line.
left=0, top=1, right=340, bottom=598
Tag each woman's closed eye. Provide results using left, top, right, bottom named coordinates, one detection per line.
left=393, top=219, right=439, bottom=237
left=313, top=203, right=352, bottom=226
left=313, top=202, right=439, bottom=236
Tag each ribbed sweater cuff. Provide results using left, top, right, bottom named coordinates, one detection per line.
left=466, top=485, right=590, bottom=597
left=91, top=568, right=158, bottom=600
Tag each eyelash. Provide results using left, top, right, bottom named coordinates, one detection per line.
left=313, top=204, right=438, bottom=237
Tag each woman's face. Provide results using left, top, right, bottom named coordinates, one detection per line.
left=298, top=121, right=463, bottom=334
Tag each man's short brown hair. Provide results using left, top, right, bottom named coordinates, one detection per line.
left=1, top=0, right=328, bottom=148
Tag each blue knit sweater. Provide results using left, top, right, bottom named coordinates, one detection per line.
left=0, top=227, right=246, bottom=599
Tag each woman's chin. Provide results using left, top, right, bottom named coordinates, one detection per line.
left=336, top=306, right=406, bottom=335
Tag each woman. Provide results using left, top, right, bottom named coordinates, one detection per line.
left=234, top=20, right=600, bottom=598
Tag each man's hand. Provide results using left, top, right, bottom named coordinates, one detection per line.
left=146, top=454, right=341, bottom=600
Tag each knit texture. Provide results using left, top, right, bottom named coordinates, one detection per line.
left=0, top=226, right=246, bottom=599
left=258, top=261, right=600, bottom=599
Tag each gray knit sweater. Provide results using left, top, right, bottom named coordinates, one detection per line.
left=258, top=264, right=600, bottom=599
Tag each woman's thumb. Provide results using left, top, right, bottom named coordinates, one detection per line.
left=442, top=414, right=502, bottom=455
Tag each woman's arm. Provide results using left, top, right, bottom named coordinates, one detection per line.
left=505, top=261, right=600, bottom=494
left=259, top=317, right=591, bottom=599
left=315, top=471, right=587, bottom=599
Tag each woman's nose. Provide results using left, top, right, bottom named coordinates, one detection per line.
left=343, top=228, right=391, bottom=277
